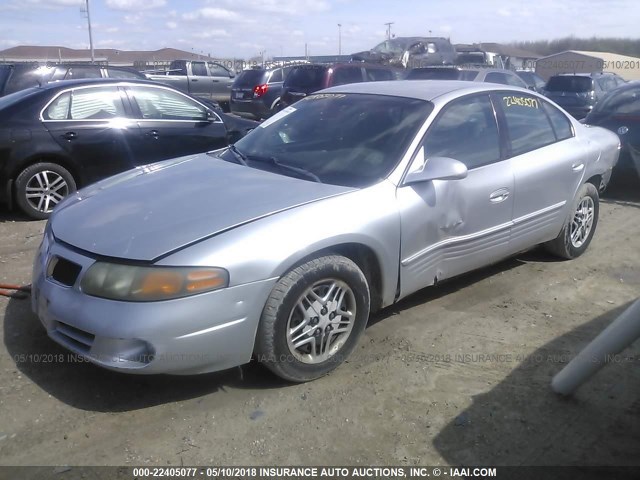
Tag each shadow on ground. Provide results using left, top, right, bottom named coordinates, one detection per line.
left=4, top=250, right=541, bottom=413
left=2, top=296, right=290, bottom=413
left=602, top=171, right=640, bottom=206
left=432, top=302, right=640, bottom=470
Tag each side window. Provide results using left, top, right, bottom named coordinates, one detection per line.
left=191, top=62, right=208, bottom=76
left=107, top=68, right=141, bottom=79
left=500, top=94, right=556, bottom=156
left=485, top=72, right=509, bottom=85
left=66, top=66, right=102, bottom=79
left=268, top=69, right=283, bottom=83
left=69, top=87, right=124, bottom=120
left=43, top=92, right=71, bottom=120
left=365, top=68, right=394, bottom=81
left=332, top=67, right=363, bottom=86
left=543, top=102, right=574, bottom=141
left=505, top=73, right=526, bottom=88
left=208, top=63, right=230, bottom=77
left=423, top=94, right=500, bottom=169
left=129, top=86, right=208, bottom=121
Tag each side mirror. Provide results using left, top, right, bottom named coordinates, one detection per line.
left=404, top=156, right=468, bottom=185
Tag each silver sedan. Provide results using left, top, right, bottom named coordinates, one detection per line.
left=31, top=81, right=620, bottom=382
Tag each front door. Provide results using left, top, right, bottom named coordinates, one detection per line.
left=125, top=85, right=228, bottom=165
left=397, top=93, right=514, bottom=298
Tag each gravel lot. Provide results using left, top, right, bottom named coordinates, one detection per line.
left=0, top=177, right=639, bottom=469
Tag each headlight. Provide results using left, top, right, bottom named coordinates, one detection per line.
left=80, top=263, right=229, bottom=302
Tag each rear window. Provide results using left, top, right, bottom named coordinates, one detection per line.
left=285, top=66, right=326, bottom=90
left=4, top=65, right=56, bottom=95
left=234, top=70, right=267, bottom=87
left=0, top=66, right=11, bottom=93
left=546, top=76, right=593, bottom=93
left=407, top=68, right=461, bottom=80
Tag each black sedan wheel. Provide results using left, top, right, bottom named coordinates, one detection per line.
left=15, top=163, right=76, bottom=220
left=255, top=255, right=370, bottom=382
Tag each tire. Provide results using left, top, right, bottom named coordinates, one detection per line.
left=545, top=183, right=599, bottom=259
left=15, top=162, right=76, bottom=220
left=255, top=255, right=370, bottom=382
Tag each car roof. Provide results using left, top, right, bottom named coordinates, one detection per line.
left=33, top=78, right=163, bottom=91
left=322, top=80, right=528, bottom=101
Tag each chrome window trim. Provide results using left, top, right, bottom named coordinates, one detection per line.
left=39, top=82, right=224, bottom=124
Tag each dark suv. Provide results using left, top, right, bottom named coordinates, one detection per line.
left=0, top=63, right=146, bottom=97
left=230, top=66, right=294, bottom=119
left=279, top=63, right=397, bottom=108
left=542, top=72, right=626, bottom=119
left=351, top=37, right=456, bottom=68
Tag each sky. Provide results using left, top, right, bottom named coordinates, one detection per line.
left=0, top=0, right=637, bottom=59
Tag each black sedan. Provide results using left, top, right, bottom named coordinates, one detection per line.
left=0, top=79, right=257, bottom=219
left=585, top=81, right=640, bottom=180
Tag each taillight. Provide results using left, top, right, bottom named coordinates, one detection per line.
left=253, top=84, right=268, bottom=98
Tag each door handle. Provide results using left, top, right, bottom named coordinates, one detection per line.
left=191, top=78, right=198, bottom=82
left=212, top=79, right=219, bottom=83
left=146, top=130, right=159, bottom=139
left=572, top=163, right=585, bottom=172
left=62, top=131, right=77, bottom=141
left=489, top=188, right=510, bottom=203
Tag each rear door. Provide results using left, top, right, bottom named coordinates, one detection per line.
left=494, top=92, right=583, bottom=250
left=125, top=85, right=228, bottom=164
left=397, top=93, right=514, bottom=297
left=207, top=62, right=234, bottom=104
left=330, top=66, right=365, bottom=87
left=187, top=61, right=212, bottom=99
left=42, top=85, right=140, bottom=185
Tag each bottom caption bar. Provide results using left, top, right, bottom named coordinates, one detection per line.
left=2, top=466, right=639, bottom=480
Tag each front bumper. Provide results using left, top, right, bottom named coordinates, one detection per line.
left=31, top=234, right=277, bottom=375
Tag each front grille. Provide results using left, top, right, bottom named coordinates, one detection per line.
left=47, top=256, right=82, bottom=287
left=54, top=321, right=95, bottom=354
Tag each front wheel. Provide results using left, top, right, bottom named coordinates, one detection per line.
left=545, top=183, right=599, bottom=259
left=15, top=162, right=77, bottom=220
left=255, top=255, right=370, bottom=382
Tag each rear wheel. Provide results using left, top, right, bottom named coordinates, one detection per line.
left=15, top=162, right=76, bottom=220
left=545, top=183, right=599, bottom=259
left=255, top=255, right=370, bottom=382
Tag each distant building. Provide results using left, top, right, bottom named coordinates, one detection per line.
left=536, top=50, right=640, bottom=81
left=0, top=45, right=225, bottom=69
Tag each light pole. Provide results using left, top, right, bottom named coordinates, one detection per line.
left=384, top=22, right=394, bottom=40
left=338, top=23, right=342, bottom=55
left=83, top=0, right=95, bottom=63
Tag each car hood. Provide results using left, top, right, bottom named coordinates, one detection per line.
left=51, top=153, right=355, bottom=261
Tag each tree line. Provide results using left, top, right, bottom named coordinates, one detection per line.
left=511, top=36, right=640, bottom=58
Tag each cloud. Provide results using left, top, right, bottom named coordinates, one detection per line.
left=193, top=30, right=231, bottom=39
left=166, top=21, right=177, bottom=29
left=182, top=7, right=239, bottom=21
left=105, top=0, right=167, bottom=10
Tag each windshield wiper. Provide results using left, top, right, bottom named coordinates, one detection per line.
left=223, top=144, right=248, bottom=166
left=247, top=155, right=322, bottom=183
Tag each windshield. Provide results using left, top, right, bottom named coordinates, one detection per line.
left=588, top=86, right=640, bottom=122
left=372, top=39, right=408, bottom=55
left=407, top=68, right=462, bottom=80
left=228, top=93, right=432, bottom=188
left=234, top=69, right=266, bottom=87
left=546, top=76, right=593, bottom=93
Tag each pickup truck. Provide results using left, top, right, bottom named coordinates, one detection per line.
left=145, top=60, right=235, bottom=109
